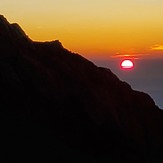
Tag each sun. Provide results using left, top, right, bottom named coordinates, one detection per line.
left=121, top=59, right=134, bottom=69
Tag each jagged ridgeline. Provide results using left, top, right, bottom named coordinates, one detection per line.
left=0, top=15, right=163, bottom=163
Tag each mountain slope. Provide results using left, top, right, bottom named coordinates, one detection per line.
left=0, top=15, right=163, bottom=162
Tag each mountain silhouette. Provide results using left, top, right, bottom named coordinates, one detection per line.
left=0, top=15, right=163, bottom=162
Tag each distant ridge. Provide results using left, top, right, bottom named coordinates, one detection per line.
left=0, top=15, right=163, bottom=163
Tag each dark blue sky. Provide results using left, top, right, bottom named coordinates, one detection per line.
left=90, top=57, right=163, bottom=109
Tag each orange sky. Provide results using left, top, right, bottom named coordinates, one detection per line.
left=1, top=0, right=163, bottom=59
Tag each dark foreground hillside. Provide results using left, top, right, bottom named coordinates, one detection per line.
left=0, top=15, right=163, bottom=162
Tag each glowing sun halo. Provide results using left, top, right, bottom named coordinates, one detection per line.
left=121, top=60, right=134, bottom=69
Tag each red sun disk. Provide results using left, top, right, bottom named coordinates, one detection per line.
left=121, top=60, right=134, bottom=69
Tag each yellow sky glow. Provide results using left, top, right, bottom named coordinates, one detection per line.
left=1, top=0, right=163, bottom=58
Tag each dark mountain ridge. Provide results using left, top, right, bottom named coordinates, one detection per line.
left=0, top=15, right=163, bottom=162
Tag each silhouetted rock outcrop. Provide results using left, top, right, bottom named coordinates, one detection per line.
left=0, top=15, right=163, bottom=163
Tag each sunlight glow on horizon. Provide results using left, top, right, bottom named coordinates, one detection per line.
left=1, top=0, right=163, bottom=59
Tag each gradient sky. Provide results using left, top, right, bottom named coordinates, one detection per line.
left=1, top=0, right=163, bottom=58
left=1, top=1, right=163, bottom=108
